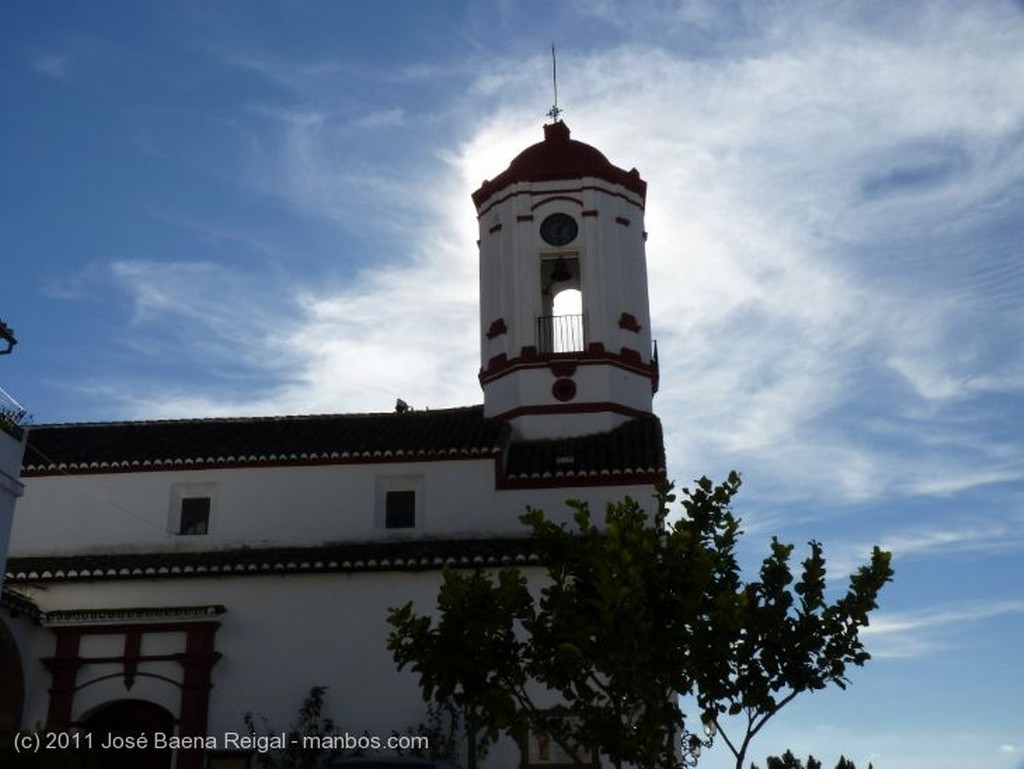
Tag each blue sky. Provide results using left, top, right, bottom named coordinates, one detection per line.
left=2, top=2, right=1023, bottom=767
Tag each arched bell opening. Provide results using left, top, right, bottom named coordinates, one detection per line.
left=539, top=254, right=583, bottom=353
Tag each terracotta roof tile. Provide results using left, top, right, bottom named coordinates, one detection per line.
left=5, top=538, right=541, bottom=583
left=505, top=415, right=665, bottom=482
left=1, top=586, right=42, bottom=620
left=20, top=405, right=665, bottom=487
left=473, top=122, right=646, bottom=208
left=23, top=405, right=508, bottom=474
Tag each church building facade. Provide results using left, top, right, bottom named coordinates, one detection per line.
left=1, top=121, right=665, bottom=769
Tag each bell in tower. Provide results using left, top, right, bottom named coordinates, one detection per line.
left=474, top=121, right=657, bottom=440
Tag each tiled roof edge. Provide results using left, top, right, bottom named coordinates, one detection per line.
left=499, top=468, right=665, bottom=489
left=5, top=537, right=541, bottom=583
left=23, top=447, right=501, bottom=476
left=45, top=604, right=226, bottom=626
left=23, top=405, right=506, bottom=476
left=27, top=405, right=483, bottom=430
left=1, top=586, right=43, bottom=621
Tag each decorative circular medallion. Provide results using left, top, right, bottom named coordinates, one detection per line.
left=552, top=377, right=577, bottom=402
left=540, top=213, right=578, bottom=246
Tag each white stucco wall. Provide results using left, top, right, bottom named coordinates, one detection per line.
left=477, top=177, right=651, bottom=369
left=8, top=454, right=657, bottom=768
left=5, top=435, right=661, bottom=769
left=10, top=458, right=657, bottom=557
left=0, top=427, right=26, bottom=591
left=477, top=177, right=654, bottom=433
left=483, top=363, right=656, bottom=440
left=13, top=565, right=552, bottom=769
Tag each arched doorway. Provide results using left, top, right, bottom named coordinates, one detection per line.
left=82, top=699, right=175, bottom=769
left=0, top=617, right=24, bottom=732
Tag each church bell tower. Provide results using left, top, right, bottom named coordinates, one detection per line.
left=474, top=121, right=657, bottom=440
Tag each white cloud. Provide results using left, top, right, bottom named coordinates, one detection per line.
left=353, top=107, right=406, bottom=130
left=109, top=260, right=285, bottom=343
left=25, top=15, right=1024, bottom=766
left=810, top=513, right=1024, bottom=584
left=82, top=5, right=1024, bottom=514
left=99, top=134, right=482, bottom=419
left=514, top=9, right=1024, bottom=503
left=32, top=51, right=72, bottom=79
left=885, top=523, right=1024, bottom=559
left=30, top=35, right=100, bottom=81
left=862, top=599, right=1024, bottom=658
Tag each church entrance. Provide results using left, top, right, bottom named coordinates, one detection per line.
left=83, top=699, right=175, bottom=769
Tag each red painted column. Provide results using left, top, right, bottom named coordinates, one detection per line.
left=42, top=627, right=82, bottom=729
left=175, top=622, right=221, bottom=769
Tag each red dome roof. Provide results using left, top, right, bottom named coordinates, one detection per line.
left=472, top=121, right=646, bottom=209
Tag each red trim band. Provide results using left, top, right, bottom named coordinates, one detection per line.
left=479, top=346, right=657, bottom=385
left=488, top=400, right=652, bottom=422
left=476, top=183, right=644, bottom=218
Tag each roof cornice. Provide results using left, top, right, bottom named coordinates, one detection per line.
left=5, top=537, right=541, bottom=584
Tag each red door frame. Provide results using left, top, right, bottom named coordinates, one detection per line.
left=43, top=621, right=221, bottom=769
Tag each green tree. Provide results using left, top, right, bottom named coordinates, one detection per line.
left=705, top=532, right=892, bottom=769
left=388, top=474, right=893, bottom=769
left=765, top=751, right=813, bottom=769
left=244, top=686, right=340, bottom=769
left=242, top=686, right=457, bottom=768
left=753, top=755, right=867, bottom=769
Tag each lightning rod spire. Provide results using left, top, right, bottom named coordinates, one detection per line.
left=547, top=43, right=562, bottom=122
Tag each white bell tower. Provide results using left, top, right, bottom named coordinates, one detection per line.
left=474, top=121, right=657, bottom=440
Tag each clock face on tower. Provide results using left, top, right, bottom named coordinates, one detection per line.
left=540, top=213, right=578, bottom=246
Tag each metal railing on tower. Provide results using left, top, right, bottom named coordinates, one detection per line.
left=537, top=313, right=584, bottom=354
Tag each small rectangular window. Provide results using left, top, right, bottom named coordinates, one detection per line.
left=179, top=497, right=210, bottom=535
left=385, top=490, right=416, bottom=529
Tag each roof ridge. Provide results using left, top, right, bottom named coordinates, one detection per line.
left=30, top=403, right=485, bottom=430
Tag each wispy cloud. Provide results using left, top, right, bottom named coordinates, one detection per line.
left=67, top=4, right=1024, bottom=517
left=102, top=261, right=307, bottom=403
left=807, top=513, right=1024, bottom=581
left=240, top=104, right=436, bottom=245
left=885, top=522, right=1024, bottom=560
left=110, top=260, right=281, bottom=334
left=92, top=147, right=482, bottom=419
left=354, top=107, right=406, bottom=130
left=30, top=35, right=100, bottom=80
left=19, top=7, right=1018, bottom=769
left=514, top=7, right=1024, bottom=505
left=863, top=600, right=1024, bottom=658
left=32, top=51, right=73, bottom=79
left=223, top=53, right=354, bottom=96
